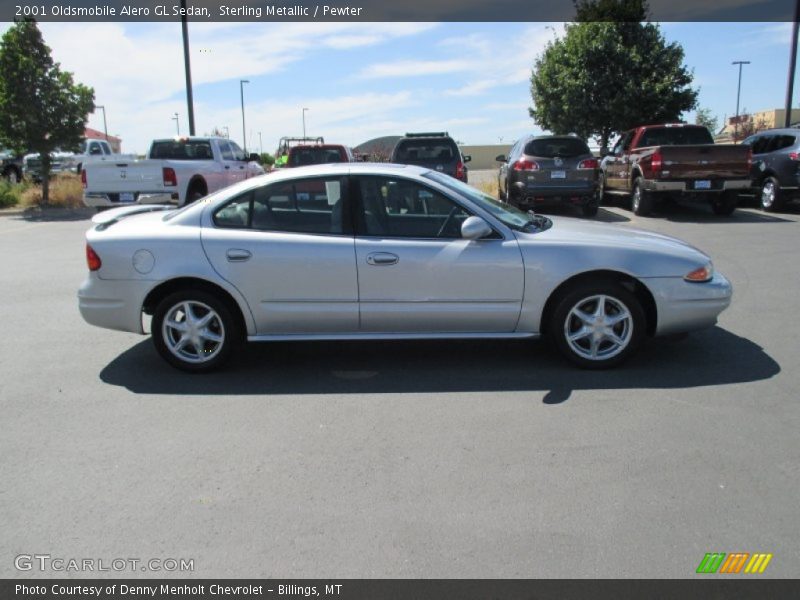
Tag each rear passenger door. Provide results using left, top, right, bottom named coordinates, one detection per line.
left=201, top=175, right=358, bottom=335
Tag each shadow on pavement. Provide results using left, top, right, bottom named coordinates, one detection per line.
left=15, top=207, right=94, bottom=222
left=99, top=326, right=779, bottom=403
left=601, top=195, right=798, bottom=223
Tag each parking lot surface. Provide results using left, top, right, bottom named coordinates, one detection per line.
left=1, top=199, right=798, bottom=578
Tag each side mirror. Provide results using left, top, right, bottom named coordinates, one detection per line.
left=462, top=155, right=472, bottom=163
left=248, top=153, right=261, bottom=163
left=495, top=154, right=507, bottom=162
left=461, top=216, right=493, bottom=240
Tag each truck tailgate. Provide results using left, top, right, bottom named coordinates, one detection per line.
left=660, top=145, right=750, bottom=180
left=84, top=160, right=164, bottom=193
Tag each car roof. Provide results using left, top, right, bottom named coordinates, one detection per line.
left=749, top=128, right=800, bottom=136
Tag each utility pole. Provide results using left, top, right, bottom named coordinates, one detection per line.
left=172, top=113, right=180, bottom=135
left=732, top=60, right=750, bottom=140
left=302, top=107, right=309, bottom=138
left=240, top=80, right=249, bottom=152
left=180, top=0, right=195, bottom=135
left=785, top=0, right=800, bottom=127
left=95, top=105, right=108, bottom=141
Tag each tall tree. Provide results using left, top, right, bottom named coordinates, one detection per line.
left=695, top=107, right=719, bottom=134
left=529, top=0, right=697, bottom=151
left=0, top=19, right=94, bottom=205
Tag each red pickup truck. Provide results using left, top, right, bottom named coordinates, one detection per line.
left=599, top=124, right=752, bottom=216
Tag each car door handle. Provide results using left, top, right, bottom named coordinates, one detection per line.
left=366, top=252, right=399, bottom=266
left=226, top=249, right=252, bottom=262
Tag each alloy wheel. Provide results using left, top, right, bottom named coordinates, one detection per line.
left=162, top=300, right=226, bottom=364
left=563, top=294, right=634, bottom=361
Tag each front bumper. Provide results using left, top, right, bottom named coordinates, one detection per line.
left=643, top=271, right=732, bottom=336
left=78, top=274, right=151, bottom=334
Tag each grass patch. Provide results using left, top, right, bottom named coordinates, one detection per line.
left=20, top=173, right=84, bottom=209
left=0, top=178, right=32, bottom=208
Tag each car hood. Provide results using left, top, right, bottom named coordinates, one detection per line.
left=514, top=216, right=711, bottom=276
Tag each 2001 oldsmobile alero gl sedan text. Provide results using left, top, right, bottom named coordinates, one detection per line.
left=78, top=163, right=732, bottom=372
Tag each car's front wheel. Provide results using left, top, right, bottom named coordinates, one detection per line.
left=550, top=281, right=646, bottom=369
left=152, top=289, right=240, bottom=372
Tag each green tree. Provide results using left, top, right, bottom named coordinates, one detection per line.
left=529, top=0, right=697, bottom=151
left=259, top=152, right=275, bottom=166
left=0, top=19, right=94, bottom=205
left=695, top=107, right=719, bottom=134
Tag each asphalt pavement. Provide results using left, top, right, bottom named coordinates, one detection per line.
left=1, top=197, right=798, bottom=578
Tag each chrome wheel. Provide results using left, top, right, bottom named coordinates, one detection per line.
left=563, top=294, right=633, bottom=361
left=631, top=185, right=641, bottom=213
left=162, top=300, right=225, bottom=364
left=761, top=180, right=775, bottom=209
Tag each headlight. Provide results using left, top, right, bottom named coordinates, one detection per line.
left=684, top=262, right=714, bottom=282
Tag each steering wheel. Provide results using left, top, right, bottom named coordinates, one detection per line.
left=436, top=207, right=460, bottom=238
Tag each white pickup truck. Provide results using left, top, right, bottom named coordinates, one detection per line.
left=23, top=138, right=136, bottom=182
left=82, top=136, right=265, bottom=208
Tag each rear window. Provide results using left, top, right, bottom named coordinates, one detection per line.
left=524, top=138, right=590, bottom=158
left=288, top=147, right=345, bottom=166
left=149, top=140, right=214, bottom=160
left=638, top=127, right=714, bottom=147
left=394, top=139, right=458, bottom=161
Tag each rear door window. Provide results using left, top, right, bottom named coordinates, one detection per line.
left=524, top=138, right=590, bottom=158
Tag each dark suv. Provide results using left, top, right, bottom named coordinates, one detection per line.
left=497, top=134, right=600, bottom=217
left=286, top=144, right=355, bottom=167
left=391, top=132, right=470, bottom=182
left=0, top=148, right=23, bottom=184
left=741, top=128, right=800, bottom=211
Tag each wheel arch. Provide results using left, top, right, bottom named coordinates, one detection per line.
left=540, top=270, right=657, bottom=337
left=186, top=175, right=209, bottom=199
left=142, top=277, right=249, bottom=336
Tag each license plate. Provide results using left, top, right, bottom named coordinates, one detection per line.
left=695, top=180, right=711, bottom=190
left=119, top=192, right=135, bottom=203
left=551, top=170, right=566, bottom=179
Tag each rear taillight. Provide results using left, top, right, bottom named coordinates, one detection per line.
left=513, top=159, right=539, bottom=171
left=86, top=244, right=101, bottom=271
left=456, top=160, right=465, bottom=180
left=577, top=158, right=599, bottom=169
left=162, top=167, right=177, bottom=187
left=788, top=152, right=799, bottom=161
left=651, top=151, right=663, bottom=174
left=80, top=169, right=87, bottom=188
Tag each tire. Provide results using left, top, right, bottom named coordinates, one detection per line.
left=631, top=177, right=653, bottom=216
left=759, top=176, right=783, bottom=212
left=711, top=192, right=737, bottom=216
left=185, top=189, right=205, bottom=206
left=498, top=176, right=507, bottom=201
left=152, top=289, right=241, bottom=373
left=3, top=167, right=20, bottom=184
left=597, top=173, right=607, bottom=205
left=582, top=199, right=599, bottom=217
left=549, top=280, right=646, bottom=369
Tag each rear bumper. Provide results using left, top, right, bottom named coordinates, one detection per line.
left=83, top=192, right=177, bottom=208
left=643, top=179, right=750, bottom=193
left=78, top=274, right=150, bottom=334
left=643, top=272, right=732, bottom=336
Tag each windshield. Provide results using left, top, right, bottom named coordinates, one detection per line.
left=525, top=137, right=590, bottom=158
left=395, top=140, right=458, bottom=162
left=149, top=140, right=214, bottom=160
left=423, top=171, right=546, bottom=232
left=289, top=146, right=344, bottom=166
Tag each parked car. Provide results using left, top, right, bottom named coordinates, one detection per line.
left=391, top=132, right=470, bottom=182
left=274, top=136, right=325, bottom=169
left=286, top=143, right=355, bottom=166
left=23, top=138, right=135, bottom=182
left=496, top=134, right=600, bottom=217
left=599, top=124, right=752, bottom=216
left=0, top=148, right=23, bottom=184
left=79, top=163, right=731, bottom=373
left=82, top=136, right=264, bottom=209
left=741, top=128, right=800, bottom=211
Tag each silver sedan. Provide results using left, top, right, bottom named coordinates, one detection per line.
left=78, top=163, right=732, bottom=372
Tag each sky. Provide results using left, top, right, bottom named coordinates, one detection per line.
left=0, top=20, right=796, bottom=154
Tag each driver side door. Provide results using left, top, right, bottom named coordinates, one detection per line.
left=352, top=175, right=524, bottom=333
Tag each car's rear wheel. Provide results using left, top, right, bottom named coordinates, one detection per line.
left=711, top=192, right=737, bottom=216
left=581, top=199, right=599, bottom=217
left=550, top=281, right=646, bottom=369
left=3, top=167, right=20, bottom=184
left=631, top=177, right=653, bottom=216
left=152, top=290, right=240, bottom=372
left=597, top=173, right=607, bottom=204
left=760, top=177, right=783, bottom=212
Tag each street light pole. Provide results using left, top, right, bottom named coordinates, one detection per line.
left=95, top=105, right=108, bottom=142
left=180, top=0, right=195, bottom=135
left=258, top=131, right=263, bottom=155
left=732, top=60, right=750, bottom=140
left=784, top=0, right=800, bottom=127
left=172, top=113, right=180, bottom=135
left=240, top=80, right=249, bottom=153
left=302, top=107, right=309, bottom=138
